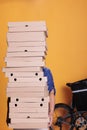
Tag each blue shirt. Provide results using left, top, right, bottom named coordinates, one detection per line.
left=43, top=67, right=56, bottom=95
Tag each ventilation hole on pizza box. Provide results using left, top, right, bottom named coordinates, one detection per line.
left=40, top=103, right=43, bottom=107
left=16, top=98, right=19, bottom=101
left=14, top=78, right=17, bottom=81
left=27, top=116, right=30, bottom=118
left=39, top=78, right=42, bottom=81
left=25, top=25, right=28, bottom=27
left=15, top=104, right=17, bottom=107
left=41, top=98, right=44, bottom=101
left=10, top=73, right=13, bottom=76
left=35, top=73, right=38, bottom=76
left=24, top=50, right=28, bottom=52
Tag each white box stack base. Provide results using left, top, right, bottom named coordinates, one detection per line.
left=3, top=21, right=49, bottom=130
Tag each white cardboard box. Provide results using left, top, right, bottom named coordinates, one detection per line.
left=9, top=112, right=48, bottom=118
left=10, top=96, right=49, bottom=103
left=9, top=107, right=48, bottom=113
left=5, top=71, right=44, bottom=78
left=8, top=41, right=47, bottom=47
left=8, top=77, right=47, bottom=83
left=7, top=32, right=46, bottom=42
left=6, top=52, right=45, bottom=57
left=3, top=67, right=42, bottom=72
left=8, top=122, right=48, bottom=129
left=5, top=57, right=43, bottom=62
left=7, top=46, right=46, bottom=52
left=6, top=61, right=45, bottom=67
left=7, top=82, right=47, bottom=87
left=7, top=92, right=48, bottom=97
left=7, top=86, right=46, bottom=92
left=9, top=102, right=48, bottom=108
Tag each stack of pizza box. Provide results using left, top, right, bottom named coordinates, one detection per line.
left=3, top=21, right=49, bottom=129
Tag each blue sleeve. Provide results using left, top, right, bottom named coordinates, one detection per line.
left=43, top=67, right=56, bottom=95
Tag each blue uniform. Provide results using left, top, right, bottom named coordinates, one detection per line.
left=43, top=67, right=56, bottom=95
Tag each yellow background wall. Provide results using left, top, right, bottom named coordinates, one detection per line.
left=0, top=0, right=87, bottom=130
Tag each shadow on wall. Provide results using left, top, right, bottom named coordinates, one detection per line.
left=56, top=85, right=72, bottom=106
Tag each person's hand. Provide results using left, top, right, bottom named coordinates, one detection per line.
left=48, top=112, right=53, bottom=127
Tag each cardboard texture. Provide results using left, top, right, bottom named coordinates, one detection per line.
left=7, top=41, right=47, bottom=47
left=8, top=82, right=47, bottom=87
left=3, top=67, right=42, bottom=72
left=5, top=71, right=44, bottom=77
left=7, top=46, right=46, bottom=52
left=10, top=96, right=49, bottom=102
left=7, top=32, right=46, bottom=42
left=6, top=61, right=45, bottom=67
left=6, top=52, right=45, bottom=57
left=8, top=77, right=47, bottom=82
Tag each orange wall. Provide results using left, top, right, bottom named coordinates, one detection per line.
left=0, top=0, right=87, bottom=130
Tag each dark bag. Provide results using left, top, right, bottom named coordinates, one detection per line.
left=66, top=79, right=87, bottom=111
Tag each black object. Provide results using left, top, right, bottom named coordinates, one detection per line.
left=66, top=79, right=87, bottom=91
left=6, top=97, right=10, bottom=124
left=66, top=79, right=87, bottom=111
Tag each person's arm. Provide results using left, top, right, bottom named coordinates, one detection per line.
left=48, top=89, right=55, bottom=127
left=43, top=67, right=56, bottom=127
